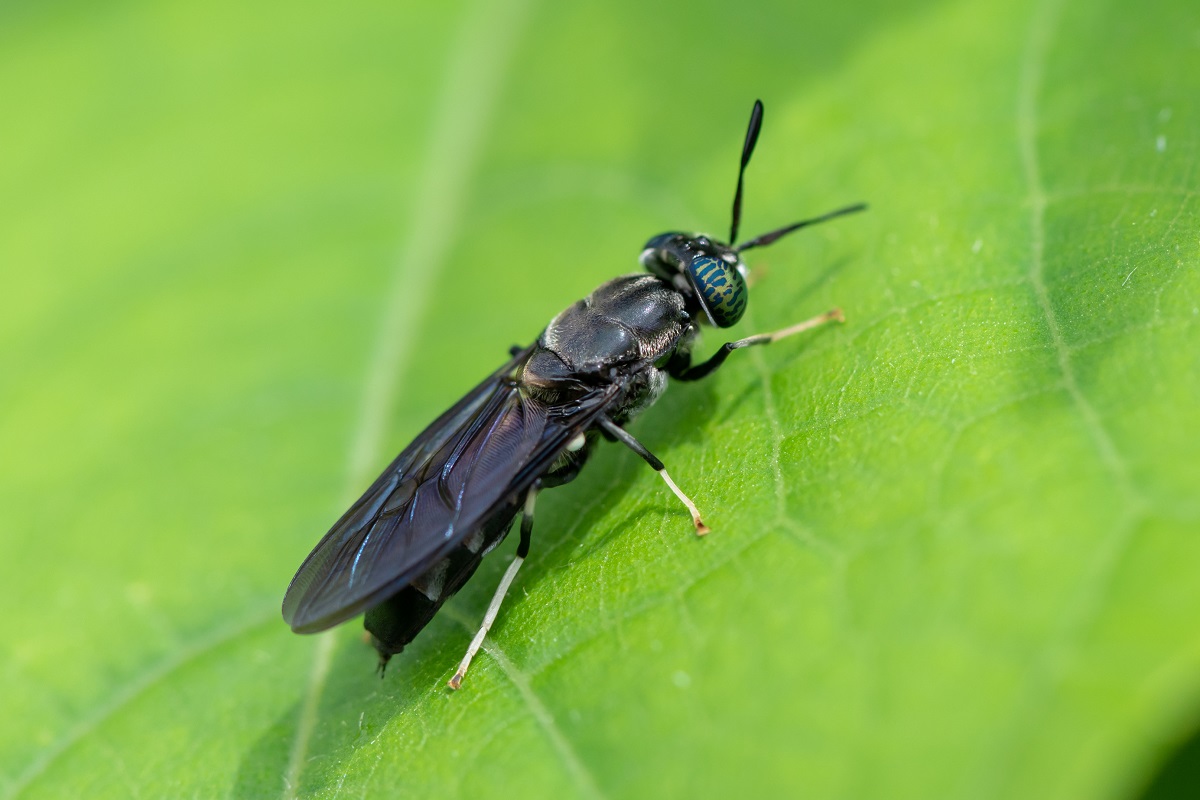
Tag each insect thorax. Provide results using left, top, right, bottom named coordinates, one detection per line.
left=537, top=275, right=689, bottom=372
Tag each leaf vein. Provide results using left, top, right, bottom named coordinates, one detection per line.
left=3, top=609, right=278, bottom=800
left=443, top=608, right=607, bottom=800
left=1017, top=0, right=1135, bottom=498
left=968, top=0, right=1156, bottom=794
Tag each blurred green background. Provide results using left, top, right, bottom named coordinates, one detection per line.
left=2, top=0, right=1198, bottom=797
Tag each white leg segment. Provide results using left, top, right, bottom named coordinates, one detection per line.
left=448, top=488, right=537, bottom=690
left=765, top=307, right=844, bottom=343
left=448, top=554, right=525, bottom=689
left=657, top=468, right=710, bottom=535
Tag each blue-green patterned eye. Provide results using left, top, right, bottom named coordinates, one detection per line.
left=687, top=255, right=747, bottom=328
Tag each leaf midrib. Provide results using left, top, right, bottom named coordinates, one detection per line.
left=281, top=0, right=538, bottom=795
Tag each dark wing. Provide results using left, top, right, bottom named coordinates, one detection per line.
left=282, top=348, right=621, bottom=633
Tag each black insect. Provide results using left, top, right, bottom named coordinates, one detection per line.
left=282, top=100, right=865, bottom=689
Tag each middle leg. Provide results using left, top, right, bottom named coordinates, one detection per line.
left=598, top=415, right=709, bottom=535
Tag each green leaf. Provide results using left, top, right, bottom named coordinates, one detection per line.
left=2, top=0, right=1197, bottom=797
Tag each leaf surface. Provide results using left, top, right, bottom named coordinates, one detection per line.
left=1, top=0, right=1198, bottom=797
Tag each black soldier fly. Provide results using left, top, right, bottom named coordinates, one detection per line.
left=282, top=100, right=865, bottom=689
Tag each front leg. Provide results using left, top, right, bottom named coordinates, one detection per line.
left=670, top=307, right=844, bottom=382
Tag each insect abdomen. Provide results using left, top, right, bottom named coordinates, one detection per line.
left=365, top=497, right=521, bottom=661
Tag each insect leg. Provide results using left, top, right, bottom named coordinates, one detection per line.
left=670, top=308, right=844, bottom=382
left=448, top=483, right=538, bottom=690
left=597, top=415, right=709, bottom=535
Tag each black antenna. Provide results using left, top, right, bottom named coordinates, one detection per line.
left=729, top=100, right=764, bottom=246
left=736, top=202, right=867, bottom=252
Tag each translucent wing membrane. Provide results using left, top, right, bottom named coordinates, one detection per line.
left=282, top=348, right=620, bottom=633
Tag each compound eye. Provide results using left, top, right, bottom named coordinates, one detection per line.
left=687, top=255, right=747, bottom=327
